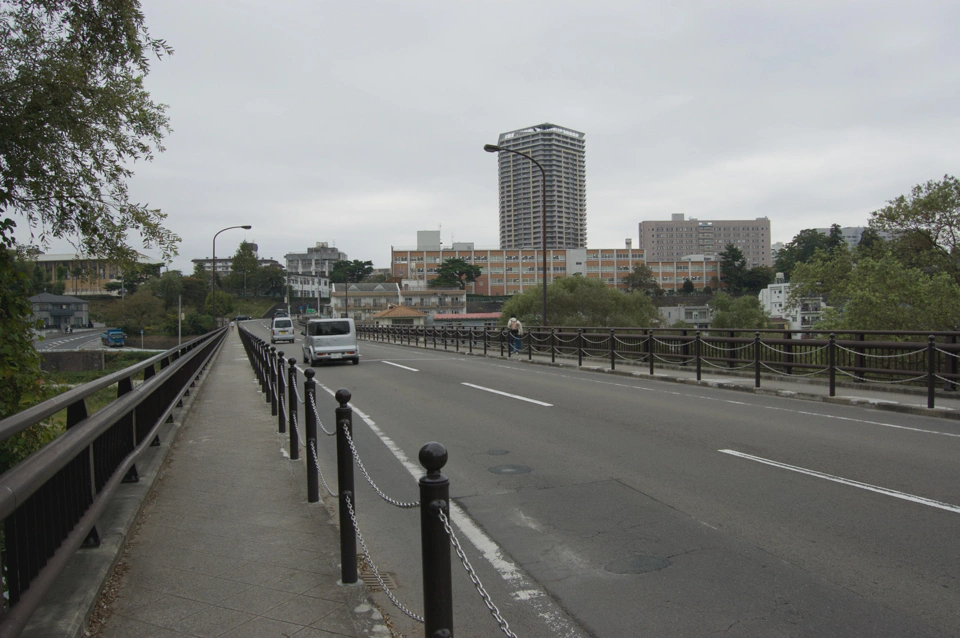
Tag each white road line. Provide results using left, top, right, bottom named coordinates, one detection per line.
left=382, top=361, right=419, bottom=372
left=461, top=383, right=553, bottom=406
left=719, top=449, right=960, bottom=514
left=306, top=376, right=582, bottom=637
left=469, top=359, right=960, bottom=438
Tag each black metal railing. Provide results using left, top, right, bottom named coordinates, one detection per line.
left=0, top=329, right=227, bottom=637
left=357, top=325, right=960, bottom=408
left=237, top=325, right=517, bottom=636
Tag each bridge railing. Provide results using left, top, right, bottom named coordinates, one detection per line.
left=237, top=325, right=518, bottom=637
left=357, top=325, right=960, bottom=408
left=0, top=329, right=227, bottom=638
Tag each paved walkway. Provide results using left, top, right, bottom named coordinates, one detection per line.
left=96, top=331, right=384, bottom=637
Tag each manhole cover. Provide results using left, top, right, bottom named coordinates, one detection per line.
left=604, top=555, right=672, bottom=574
left=488, top=464, right=531, bottom=474
left=488, top=449, right=509, bottom=456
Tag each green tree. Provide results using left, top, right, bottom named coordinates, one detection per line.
left=142, top=270, right=184, bottom=309
left=709, top=292, right=770, bottom=330
left=773, top=229, right=834, bottom=280
left=251, top=264, right=287, bottom=298
left=623, top=264, right=662, bottom=296
left=741, top=266, right=775, bottom=296
left=719, top=244, right=746, bottom=293
left=105, top=289, right=164, bottom=333
left=789, top=246, right=960, bottom=331
left=429, top=257, right=481, bottom=289
left=681, top=279, right=695, bottom=294
left=224, top=241, right=259, bottom=297
left=0, top=0, right=178, bottom=264
left=204, top=290, right=236, bottom=318
left=329, top=260, right=374, bottom=285
left=869, top=175, right=960, bottom=283
left=180, top=275, right=209, bottom=312
left=500, top=275, right=658, bottom=327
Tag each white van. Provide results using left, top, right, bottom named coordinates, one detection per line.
left=301, top=318, right=359, bottom=366
left=270, top=316, right=295, bottom=344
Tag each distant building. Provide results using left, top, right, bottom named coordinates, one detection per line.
left=392, top=233, right=719, bottom=296
left=284, top=242, right=347, bottom=277
left=432, top=313, right=502, bottom=328
left=493, top=123, right=587, bottom=249
left=639, top=214, right=772, bottom=268
left=758, top=272, right=824, bottom=331
left=369, top=305, right=428, bottom=327
left=331, top=283, right=401, bottom=322
left=812, top=226, right=892, bottom=248
left=28, top=252, right=161, bottom=297
left=658, top=304, right=713, bottom=330
left=30, top=293, right=90, bottom=330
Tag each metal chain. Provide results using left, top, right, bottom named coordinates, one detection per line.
left=438, top=509, right=518, bottom=637
left=291, top=409, right=305, bottom=448
left=309, top=440, right=338, bottom=497
left=308, top=394, right=337, bottom=436
left=344, top=494, right=424, bottom=623
left=292, top=379, right=305, bottom=404
left=835, top=344, right=925, bottom=359
left=343, top=428, right=420, bottom=508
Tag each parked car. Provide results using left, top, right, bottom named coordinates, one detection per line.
left=233, top=315, right=252, bottom=321
left=301, top=318, right=359, bottom=366
left=270, top=317, right=295, bottom=344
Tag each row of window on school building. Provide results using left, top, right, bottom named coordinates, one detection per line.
left=391, top=247, right=720, bottom=296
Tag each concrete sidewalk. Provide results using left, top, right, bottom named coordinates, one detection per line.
left=92, top=331, right=384, bottom=637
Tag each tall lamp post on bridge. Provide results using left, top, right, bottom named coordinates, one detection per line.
left=212, top=225, right=252, bottom=328
left=483, top=143, right=548, bottom=326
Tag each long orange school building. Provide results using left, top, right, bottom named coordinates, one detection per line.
left=391, top=242, right=719, bottom=296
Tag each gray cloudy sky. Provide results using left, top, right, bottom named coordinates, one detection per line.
left=35, top=0, right=960, bottom=271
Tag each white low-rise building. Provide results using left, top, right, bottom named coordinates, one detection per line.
left=758, top=273, right=824, bottom=331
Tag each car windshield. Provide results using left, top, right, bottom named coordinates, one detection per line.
left=274, top=320, right=292, bottom=329
left=308, top=321, right=351, bottom=336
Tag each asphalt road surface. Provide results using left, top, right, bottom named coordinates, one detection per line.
left=33, top=329, right=104, bottom=351
left=244, top=322, right=960, bottom=637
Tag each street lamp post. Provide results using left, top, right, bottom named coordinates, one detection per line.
left=484, top=143, right=548, bottom=326
left=212, top=225, right=251, bottom=328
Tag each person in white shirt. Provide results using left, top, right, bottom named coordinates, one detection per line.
left=507, top=316, right=523, bottom=354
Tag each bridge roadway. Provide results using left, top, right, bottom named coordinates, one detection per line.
left=71, top=324, right=960, bottom=637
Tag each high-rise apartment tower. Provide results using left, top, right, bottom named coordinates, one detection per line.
left=495, top=123, right=586, bottom=249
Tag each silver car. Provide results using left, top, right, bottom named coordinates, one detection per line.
left=270, top=317, right=295, bottom=344
left=301, top=318, right=359, bottom=366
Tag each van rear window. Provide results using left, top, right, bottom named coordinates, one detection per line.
left=308, top=321, right=351, bottom=336
left=273, top=319, right=293, bottom=328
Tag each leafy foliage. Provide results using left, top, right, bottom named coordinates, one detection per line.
left=774, top=227, right=844, bottom=280
left=622, top=264, right=662, bottom=296
left=500, top=275, right=658, bottom=327
left=788, top=245, right=960, bottom=331
left=329, top=260, right=374, bottom=285
left=224, top=241, right=259, bottom=296
left=719, top=244, right=746, bottom=293
left=429, top=258, right=481, bottom=289
left=0, top=0, right=178, bottom=263
left=869, top=175, right=960, bottom=284
left=709, top=292, right=770, bottom=330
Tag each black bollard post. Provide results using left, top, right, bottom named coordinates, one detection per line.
left=696, top=331, right=702, bottom=381
left=754, top=332, right=761, bottom=388
left=610, top=329, right=616, bottom=370
left=578, top=328, right=584, bottom=367
left=288, top=358, right=298, bottom=459
left=304, top=369, right=319, bottom=503
left=276, top=352, right=286, bottom=431
left=335, top=389, right=358, bottom=584
left=927, top=335, right=936, bottom=409
left=269, top=346, right=278, bottom=409
left=551, top=328, right=556, bottom=364
left=829, top=333, right=836, bottom=397
left=419, top=442, right=453, bottom=637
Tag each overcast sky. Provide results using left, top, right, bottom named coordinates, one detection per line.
left=28, top=0, right=960, bottom=272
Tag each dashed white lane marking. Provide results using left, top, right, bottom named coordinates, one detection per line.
left=461, top=383, right=553, bottom=407
left=293, top=369, right=582, bottom=637
left=382, top=361, right=419, bottom=372
left=720, top=449, right=960, bottom=514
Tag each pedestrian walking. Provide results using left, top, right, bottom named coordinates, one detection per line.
left=507, top=316, right=523, bottom=354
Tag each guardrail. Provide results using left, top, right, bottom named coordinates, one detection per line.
left=357, top=325, right=960, bottom=408
left=237, top=325, right=517, bottom=637
left=0, top=329, right=227, bottom=638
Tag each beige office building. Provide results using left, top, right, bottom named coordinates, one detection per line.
left=639, top=214, right=772, bottom=268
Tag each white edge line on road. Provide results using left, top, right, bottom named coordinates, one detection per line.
left=719, top=449, right=960, bottom=514
left=461, top=383, right=553, bottom=407
left=300, top=370, right=582, bottom=637
left=382, top=361, right=419, bottom=372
